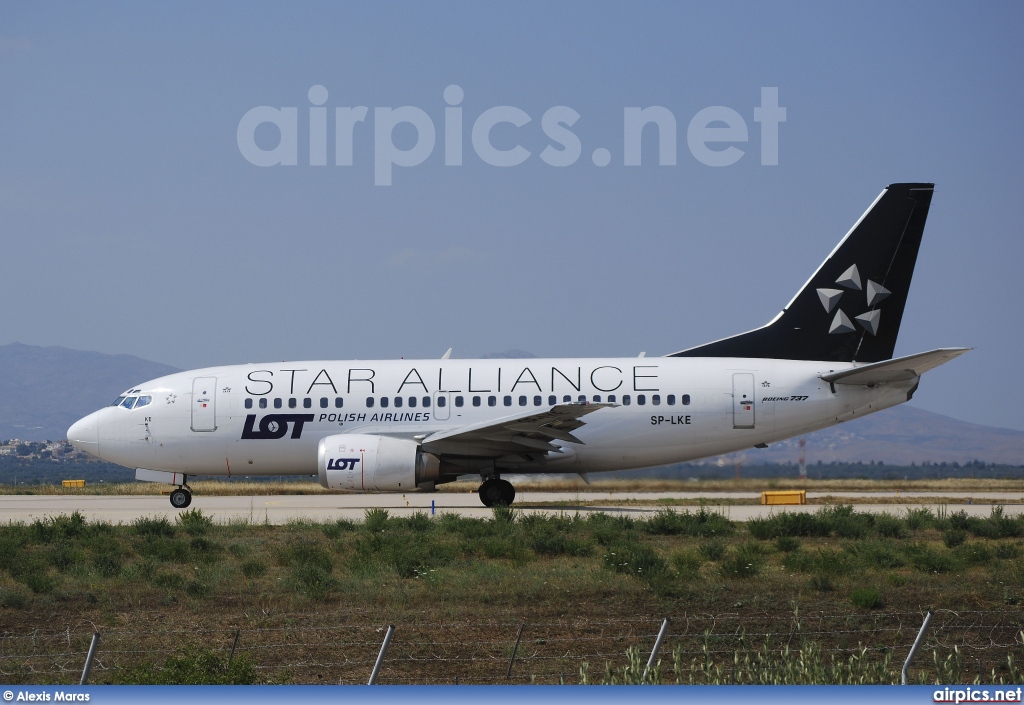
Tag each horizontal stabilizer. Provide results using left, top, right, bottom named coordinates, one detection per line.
left=821, top=348, right=970, bottom=386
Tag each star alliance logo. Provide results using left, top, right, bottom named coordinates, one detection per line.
left=816, top=264, right=890, bottom=336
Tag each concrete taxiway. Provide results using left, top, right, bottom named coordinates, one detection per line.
left=1, top=491, right=1021, bottom=525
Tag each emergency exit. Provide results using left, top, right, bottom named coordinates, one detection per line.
left=732, top=373, right=755, bottom=429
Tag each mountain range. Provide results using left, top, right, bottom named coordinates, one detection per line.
left=0, top=343, right=1021, bottom=465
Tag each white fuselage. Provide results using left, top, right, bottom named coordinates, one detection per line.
left=69, top=356, right=915, bottom=479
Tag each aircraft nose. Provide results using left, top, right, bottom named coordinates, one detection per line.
left=68, top=411, right=100, bottom=458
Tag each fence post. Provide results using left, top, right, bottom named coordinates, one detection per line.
left=505, top=623, right=525, bottom=680
left=80, top=632, right=100, bottom=685
left=643, top=618, right=670, bottom=683
left=228, top=629, right=240, bottom=666
left=902, top=610, right=934, bottom=684
left=368, top=625, right=395, bottom=685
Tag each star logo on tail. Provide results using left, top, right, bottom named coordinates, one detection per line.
left=816, top=264, right=891, bottom=335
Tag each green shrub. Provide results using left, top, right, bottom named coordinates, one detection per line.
left=137, top=536, right=190, bottom=563
left=995, top=542, right=1020, bottom=560
left=774, top=536, right=800, bottom=553
left=0, top=587, right=28, bottom=609
left=874, top=514, right=905, bottom=539
left=943, top=529, right=967, bottom=548
left=29, top=511, right=88, bottom=543
left=821, top=505, right=872, bottom=539
left=748, top=511, right=830, bottom=539
left=603, top=542, right=666, bottom=578
left=241, top=560, right=266, bottom=578
left=905, top=507, right=934, bottom=531
left=850, top=587, right=885, bottom=609
left=810, top=574, right=834, bottom=592
left=952, top=542, right=993, bottom=566
left=720, top=543, right=763, bottom=579
left=847, top=540, right=905, bottom=569
left=905, top=543, right=956, bottom=573
left=527, top=527, right=591, bottom=557
left=47, top=545, right=82, bottom=572
left=121, top=647, right=256, bottom=684
left=364, top=508, right=390, bottom=532
left=153, top=572, right=185, bottom=589
left=698, top=539, right=726, bottom=561
left=176, top=508, right=214, bottom=535
left=671, top=550, right=703, bottom=577
left=132, top=516, right=176, bottom=537
left=22, top=570, right=57, bottom=594
left=291, top=563, right=335, bottom=600
left=491, top=504, right=516, bottom=523
left=644, top=508, right=733, bottom=537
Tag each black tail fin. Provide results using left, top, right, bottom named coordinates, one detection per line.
left=670, top=183, right=934, bottom=363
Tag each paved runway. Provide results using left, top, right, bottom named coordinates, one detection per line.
left=1, top=491, right=1021, bottom=524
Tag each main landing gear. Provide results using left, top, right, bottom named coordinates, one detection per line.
left=478, top=478, right=515, bottom=507
left=169, top=482, right=192, bottom=509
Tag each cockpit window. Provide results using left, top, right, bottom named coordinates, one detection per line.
left=135, top=395, right=152, bottom=409
left=111, top=396, right=126, bottom=407
left=120, top=396, right=138, bottom=409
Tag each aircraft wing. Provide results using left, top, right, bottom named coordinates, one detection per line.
left=420, top=402, right=613, bottom=457
left=820, top=347, right=970, bottom=386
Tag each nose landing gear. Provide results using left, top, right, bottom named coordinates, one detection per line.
left=478, top=478, right=515, bottom=507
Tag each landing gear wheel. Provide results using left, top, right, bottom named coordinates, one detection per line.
left=169, top=487, right=192, bottom=509
left=498, top=479, right=515, bottom=506
left=478, top=479, right=516, bottom=507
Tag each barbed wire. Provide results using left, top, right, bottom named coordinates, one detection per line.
left=2, top=609, right=1020, bottom=684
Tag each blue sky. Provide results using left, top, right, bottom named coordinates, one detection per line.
left=1, top=1, right=1022, bottom=431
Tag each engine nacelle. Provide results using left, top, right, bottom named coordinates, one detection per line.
left=317, top=434, right=440, bottom=492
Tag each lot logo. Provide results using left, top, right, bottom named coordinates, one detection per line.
left=327, top=457, right=361, bottom=470
left=241, top=414, right=315, bottom=439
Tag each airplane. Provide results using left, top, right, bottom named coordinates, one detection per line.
left=68, top=183, right=968, bottom=509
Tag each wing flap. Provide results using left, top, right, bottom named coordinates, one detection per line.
left=422, top=402, right=612, bottom=458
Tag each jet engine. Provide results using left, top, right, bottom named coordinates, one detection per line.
left=317, top=434, right=440, bottom=491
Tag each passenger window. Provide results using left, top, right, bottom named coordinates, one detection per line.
left=593, top=395, right=601, bottom=402
left=519, top=396, right=527, bottom=406
left=320, top=397, right=328, bottom=408
left=303, top=398, right=312, bottom=408
left=608, top=394, right=616, bottom=403
left=273, top=398, right=282, bottom=409
left=622, top=395, right=631, bottom=406
left=136, top=396, right=152, bottom=409
left=682, top=394, right=691, bottom=405
left=503, top=396, right=512, bottom=406
left=652, top=395, right=660, bottom=406
left=381, top=397, right=389, bottom=408
left=423, top=396, right=431, bottom=408
left=472, top=396, right=481, bottom=407
left=637, top=395, right=646, bottom=406
left=259, top=398, right=268, bottom=409
left=534, top=396, right=542, bottom=406
left=563, top=395, right=572, bottom=403
left=121, top=396, right=138, bottom=409
left=394, top=397, right=403, bottom=408
left=366, top=397, right=375, bottom=408
left=245, top=398, right=253, bottom=409
left=548, top=395, right=557, bottom=405
left=409, top=397, right=417, bottom=408
left=454, top=396, right=463, bottom=407
left=335, top=397, right=343, bottom=408
left=667, top=394, right=676, bottom=406
left=288, top=398, right=297, bottom=409
left=578, top=395, right=586, bottom=403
